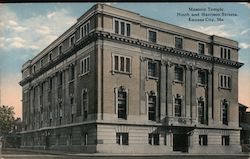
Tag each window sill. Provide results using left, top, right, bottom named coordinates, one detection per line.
left=68, top=79, right=75, bottom=83
left=147, top=76, right=158, bottom=81
left=79, top=71, right=90, bottom=77
left=218, top=87, right=231, bottom=91
left=112, top=70, right=132, bottom=76
left=197, top=83, right=207, bottom=88
left=173, top=80, right=183, bottom=84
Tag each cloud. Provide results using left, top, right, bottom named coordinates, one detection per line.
left=241, top=28, right=250, bottom=35
left=240, top=43, right=250, bottom=49
left=1, top=7, right=77, bottom=52
left=47, top=11, right=56, bottom=19
left=36, top=26, right=51, bottom=35
left=188, top=25, right=235, bottom=38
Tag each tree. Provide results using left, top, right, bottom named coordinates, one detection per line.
left=0, top=105, right=15, bottom=136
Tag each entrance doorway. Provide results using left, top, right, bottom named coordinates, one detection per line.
left=173, top=134, right=188, bottom=152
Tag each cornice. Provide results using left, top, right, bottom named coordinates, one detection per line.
left=19, top=31, right=244, bottom=86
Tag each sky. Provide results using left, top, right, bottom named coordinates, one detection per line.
left=0, top=2, right=249, bottom=118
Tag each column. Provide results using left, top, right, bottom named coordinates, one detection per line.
left=160, top=61, right=167, bottom=121
left=185, top=65, right=191, bottom=118
left=167, top=61, right=173, bottom=117
left=140, top=57, right=146, bottom=115
left=207, top=69, right=213, bottom=125
left=191, top=67, right=197, bottom=122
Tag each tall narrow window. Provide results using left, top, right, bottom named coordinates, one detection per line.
left=199, top=135, right=208, bottom=146
left=175, top=66, right=183, bottom=82
left=222, top=99, right=228, bottom=125
left=58, top=72, right=63, bottom=86
left=126, top=23, right=131, bottom=37
left=174, top=95, right=182, bottom=117
left=114, top=19, right=131, bottom=36
left=219, top=74, right=231, bottom=89
left=148, top=30, right=157, bottom=43
left=80, top=56, right=90, bottom=75
left=198, top=70, right=207, bottom=85
left=148, top=61, right=157, bottom=78
left=175, top=37, right=183, bottom=49
left=113, top=55, right=131, bottom=74
left=117, top=89, right=127, bottom=119
left=69, top=35, right=75, bottom=47
left=58, top=44, right=63, bottom=54
left=120, top=21, right=125, bottom=35
left=198, top=43, right=205, bottom=54
left=81, top=133, right=88, bottom=145
left=80, top=21, right=90, bottom=39
left=49, top=52, right=52, bottom=61
left=82, top=90, right=88, bottom=120
left=70, top=65, right=75, bottom=81
left=198, top=99, right=205, bottom=124
left=222, top=136, right=229, bottom=145
left=120, top=57, right=125, bottom=72
left=227, top=49, right=231, bottom=60
left=115, top=20, right=119, bottom=34
left=116, top=133, right=128, bottom=145
left=148, top=92, right=156, bottom=121
left=220, top=47, right=223, bottom=58
left=148, top=133, right=159, bottom=145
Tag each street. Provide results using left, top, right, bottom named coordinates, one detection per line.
left=0, top=149, right=250, bottom=159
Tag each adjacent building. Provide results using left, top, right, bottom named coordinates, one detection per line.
left=19, top=3, right=244, bottom=154
left=239, top=103, right=250, bottom=152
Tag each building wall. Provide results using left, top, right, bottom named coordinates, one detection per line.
left=20, top=3, right=243, bottom=154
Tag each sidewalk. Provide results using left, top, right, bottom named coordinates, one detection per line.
left=2, top=148, right=250, bottom=157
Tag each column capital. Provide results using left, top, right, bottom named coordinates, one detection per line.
left=166, top=60, right=173, bottom=67
left=140, top=56, right=147, bottom=62
left=160, top=60, right=167, bottom=66
left=208, top=68, right=213, bottom=74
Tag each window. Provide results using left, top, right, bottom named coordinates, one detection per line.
left=222, top=136, right=229, bottom=146
left=58, top=44, right=63, bottom=55
left=68, top=134, right=72, bottom=145
left=113, top=55, right=131, bottom=74
left=198, top=70, right=207, bottom=85
left=69, top=65, right=75, bottom=81
left=58, top=72, right=63, bottom=86
left=174, top=95, right=182, bottom=117
left=175, top=66, right=183, bottom=82
left=175, top=37, right=183, bottom=49
left=81, top=133, right=88, bottom=145
left=199, top=135, right=208, bottom=146
left=219, top=74, right=231, bottom=89
left=148, top=133, right=159, bottom=145
left=80, top=21, right=90, bottom=39
left=33, top=65, right=36, bottom=73
left=114, top=19, right=131, bottom=36
left=40, top=59, right=44, bottom=67
left=82, top=89, right=88, bottom=120
left=116, top=133, right=129, bottom=145
left=49, top=77, right=53, bottom=90
left=49, top=52, right=52, bottom=61
left=80, top=56, right=90, bottom=75
left=198, top=43, right=205, bottom=54
left=148, top=92, right=156, bottom=121
left=69, top=35, right=75, bottom=47
left=220, top=47, right=231, bottom=60
left=198, top=99, right=205, bottom=124
left=117, top=89, right=127, bottom=119
left=222, top=99, right=228, bottom=125
left=148, top=61, right=158, bottom=78
left=148, top=30, right=157, bottom=43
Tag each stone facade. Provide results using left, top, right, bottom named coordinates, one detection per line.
left=19, top=3, right=244, bottom=154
